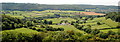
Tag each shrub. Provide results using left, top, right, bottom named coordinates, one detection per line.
left=32, top=28, right=36, bottom=30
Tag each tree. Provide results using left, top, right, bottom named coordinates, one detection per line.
left=26, top=21, right=34, bottom=27
left=77, top=26, right=83, bottom=30
left=73, top=23, right=79, bottom=27
left=71, top=21, right=75, bottom=25
left=97, top=22, right=101, bottom=25
left=107, top=30, right=116, bottom=35
left=32, top=28, right=36, bottom=30
left=84, top=28, right=92, bottom=33
left=91, top=29, right=100, bottom=35
left=60, top=21, right=63, bottom=24
left=48, top=21, right=52, bottom=24
left=76, top=20, right=79, bottom=23
left=99, top=33, right=108, bottom=39
left=44, top=20, right=48, bottom=24
left=64, top=20, right=68, bottom=23
left=57, top=28, right=64, bottom=31
left=40, top=25, right=45, bottom=28
left=106, top=12, right=120, bottom=22
left=37, top=29, right=43, bottom=32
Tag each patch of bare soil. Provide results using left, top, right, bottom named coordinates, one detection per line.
left=74, top=12, right=106, bottom=15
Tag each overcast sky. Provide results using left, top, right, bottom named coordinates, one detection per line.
left=0, top=0, right=120, bottom=6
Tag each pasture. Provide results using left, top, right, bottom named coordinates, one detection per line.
left=2, top=28, right=38, bottom=33
left=49, top=25, right=86, bottom=34
left=100, top=29, right=120, bottom=33
left=45, top=18, right=76, bottom=23
left=84, top=17, right=119, bottom=29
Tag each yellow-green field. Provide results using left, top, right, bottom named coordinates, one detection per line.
left=49, top=25, right=86, bottom=34
left=84, top=17, right=119, bottom=29
left=100, top=29, right=120, bottom=33
left=41, top=10, right=84, bottom=13
left=45, top=18, right=76, bottom=23
left=91, top=24, right=111, bottom=29
left=2, top=28, right=38, bottom=33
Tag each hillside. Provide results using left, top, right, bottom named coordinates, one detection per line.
left=1, top=3, right=120, bottom=42
left=1, top=3, right=118, bottom=13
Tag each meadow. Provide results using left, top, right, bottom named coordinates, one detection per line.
left=49, top=25, right=86, bottom=34
left=2, top=28, right=38, bottom=33
left=45, top=17, right=76, bottom=23
left=100, top=29, right=120, bottom=33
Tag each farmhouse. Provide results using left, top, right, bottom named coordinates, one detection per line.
left=58, top=23, right=71, bottom=25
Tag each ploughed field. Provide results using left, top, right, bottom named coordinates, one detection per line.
left=79, top=12, right=106, bottom=15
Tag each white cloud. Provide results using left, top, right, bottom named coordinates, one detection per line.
left=0, top=0, right=119, bottom=6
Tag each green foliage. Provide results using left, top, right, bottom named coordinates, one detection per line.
left=2, top=28, right=39, bottom=42
left=2, top=15, right=24, bottom=30
left=43, top=20, right=53, bottom=24
left=2, top=30, right=87, bottom=42
left=107, top=30, right=116, bottom=35
left=106, top=12, right=120, bottom=22
left=45, top=26, right=64, bottom=31
left=99, top=33, right=109, bottom=39
left=2, top=31, right=43, bottom=42
left=2, top=15, right=35, bottom=30
left=91, top=29, right=100, bottom=35
left=97, top=22, right=101, bottom=25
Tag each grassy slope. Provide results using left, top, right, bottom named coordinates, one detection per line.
left=84, top=17, right=118, bottom=29
left=49, top=25, right=86, bottom=34
left=2, top=28, right=38, bottom=33
left=93, top=17, right=118, bottom=27
left=91, top=24, right=111, bottom=29
left=101, top=19, right=118, bottom=27
left=100, top=29, right=120, bottom=33
left=46, top=18, right=76, bottom=23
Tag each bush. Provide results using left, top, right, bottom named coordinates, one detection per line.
left=37, top=29, right=44, bottom=32
left=32, top=28, right=36, bottom=30
left=97, top=22, right=101, bottom=25
left=91, top=29, right=100, bottom=35
left=107, top=30, right=116, bottom=35
left=57, top=28, right=64, bottom=31
left=40, top=25, right=45, bottom=28
left=76, top=26, right=83, bottom=30
left=99, top=33, right=108, bottom=39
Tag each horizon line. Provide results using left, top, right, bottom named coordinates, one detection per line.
left=1, top=2, right=118, bottom=6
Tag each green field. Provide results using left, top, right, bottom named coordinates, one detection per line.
left=93, top=17, right=118, bottom=27
left=45, top=18, right=76, bottom=23
left=101, top=19, right=118, bottom=27
left=100, top=29, right=120, bottom=33
left=49, top=25, right=86, bottom=34
left=41, top=10, right=84, bottom=13
left=80, top=22, right=97, bottom=26
left=91, top=24, right=111, bottom=29
left=2, top=28, right=38, bottom=33
left=84, top=17, right=119, bottom=29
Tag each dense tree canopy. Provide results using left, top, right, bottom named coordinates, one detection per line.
left=106, top=12, right=120, bottom=22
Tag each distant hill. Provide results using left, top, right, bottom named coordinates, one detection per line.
left=0, top=3, right=118, bottom=12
